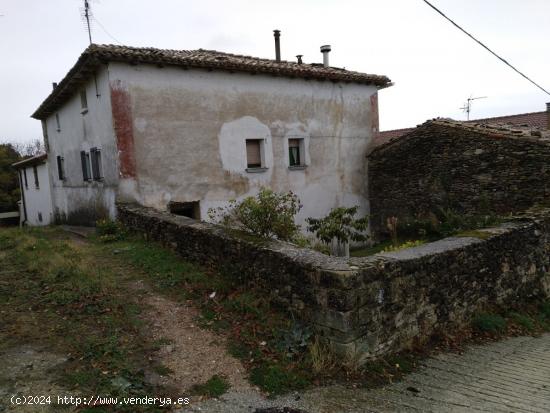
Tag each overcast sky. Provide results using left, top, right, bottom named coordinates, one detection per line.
left=1, top=0, right=549, bottom=144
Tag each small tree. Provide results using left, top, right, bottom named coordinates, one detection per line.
left=208, top=187, right=302, bottom=241
left=306, top=206, right=369, bottom=256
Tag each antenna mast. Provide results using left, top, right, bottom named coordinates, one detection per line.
left=83, top=0, right=92, bottom=44
left=460, top=96, right=487, bottom=120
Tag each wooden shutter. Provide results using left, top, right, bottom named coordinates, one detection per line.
left=57, top=156, right=64, bottom=180
left=91, top=148, right=100, bottom=180
left=81, top=151, right=89, bottom=181
left=246, top=140, right=261, bottom=168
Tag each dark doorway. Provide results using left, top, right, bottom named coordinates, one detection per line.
left=168, top=201, right=200, bottom=220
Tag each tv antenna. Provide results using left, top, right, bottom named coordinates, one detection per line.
left=81, top=0, right=93, bottom=44
left=460, top=96, right=487, bottom=120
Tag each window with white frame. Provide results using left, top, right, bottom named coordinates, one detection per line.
left=246, top=139, right=263, bottom=169
left=288, top=138, right=306, bottom=168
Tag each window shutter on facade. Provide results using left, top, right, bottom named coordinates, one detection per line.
left=81, top=151, right=90, bottom=181
left=246, top=140, right=262, bottom=168
left=90, top=148, right=102, bottom=180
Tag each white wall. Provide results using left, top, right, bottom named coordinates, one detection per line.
left=19, top=162, right=53, bottom=226
left=109, top=63, right=379, bottom=227
left=44, top=67, right=118, bottom=224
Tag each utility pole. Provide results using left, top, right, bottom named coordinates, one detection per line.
left=83, top=0, right=92, bottom=44
left=460, top=96, right=487, bottom=120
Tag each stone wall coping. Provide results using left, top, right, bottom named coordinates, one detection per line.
left=118, top=203, right=550, bottom=285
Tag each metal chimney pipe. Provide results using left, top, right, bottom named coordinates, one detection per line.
left=52, top=82, right=58, bottom=90
left=296, top=55, right=303, bottom=64
left=546, top=102, right=550, bottom=130
left=320, top=45, right=331, bottom=67
left=273, top=30, right=281, bottom=62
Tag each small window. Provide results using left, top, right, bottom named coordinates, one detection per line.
left=288, top=139, right=301, bottom=166
left=246, top=139, right=262, bottom=169
left=23, top=168, right=28, bottom=189
left=38, top=212, right=43, bottom=223
left=168, top=201, right=200, bottom=220
left=90, top=147, right=102, bottom=180
left=80, top=151, right=91, bottom=181
left=56, top=156, right=65, bottom=180
left=33, top=165, right=39, bottom=189
left=55, top=113, right=61, bottom=132
left=80, top=90, right=88, bottom=112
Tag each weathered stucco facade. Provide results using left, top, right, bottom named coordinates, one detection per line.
left=32, top=44, right=391, bottom=226
left=110, top=63, right=380, bottom=224
left=41, top=68, right=119, bottom=225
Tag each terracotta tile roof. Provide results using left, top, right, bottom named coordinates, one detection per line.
left=32, top=44, right=392, bottom=120
left=376, top=110, right=549, bottom=147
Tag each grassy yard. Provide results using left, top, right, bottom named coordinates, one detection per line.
left=2, top=225, right=549, bottom=411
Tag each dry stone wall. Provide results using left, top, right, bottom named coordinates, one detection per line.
left=117, top=203, right=550, bottom=361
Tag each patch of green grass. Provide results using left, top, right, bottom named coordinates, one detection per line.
left=250, top=363, right=309, bottom=396
left=509, top=312, right=535, bottom=331
left=0, top=227, right=166, bottom=412
left=190, top=375, right=230, bottom=398
left=472, top=313, right=507, bottom=333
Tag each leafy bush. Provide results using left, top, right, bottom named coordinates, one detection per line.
left=208, top=187, right=302, bottom=241
left=509, top=312, right=535, bottom=331
left=96, top=219, right=126, bottom=242
left=472, top=313, right=506, bottom=333
left=306, top=206, right=369, bottom=246
left=276, top=322, right=312, bottom=359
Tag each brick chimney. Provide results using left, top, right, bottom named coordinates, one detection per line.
left=547, top=102, right=550, bottom=130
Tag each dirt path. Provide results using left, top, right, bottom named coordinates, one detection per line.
left=132, top=279, right=253, bottom=395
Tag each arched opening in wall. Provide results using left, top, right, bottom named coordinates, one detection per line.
left=168, top=201, right=200, bottom=220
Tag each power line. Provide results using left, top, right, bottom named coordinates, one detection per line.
left=422, top=0, right=550, bottom=97
left=92, top=16, right=122, bottom=44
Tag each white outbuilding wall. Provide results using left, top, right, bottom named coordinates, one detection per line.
left=18, top=161, right=53, bottom=226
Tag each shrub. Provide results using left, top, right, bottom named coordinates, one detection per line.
left=208, top=187, right=302, bottom=241
left=472, top=313, right=506, bottom=333
left=509, top=312, right=535, bottom=331
left=306, top=206, right=369, bottom=247
left=96, top=219, right=126, bottom=242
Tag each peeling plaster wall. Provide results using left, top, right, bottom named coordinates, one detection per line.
left=108, top=63, right=379, bottom=225
left=44, top=67, right=119, bottom=225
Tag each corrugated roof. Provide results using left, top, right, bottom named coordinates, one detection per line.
left=32, top=44, right=392, bottom=120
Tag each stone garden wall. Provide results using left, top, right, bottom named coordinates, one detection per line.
left=367, top=119, right=550, bottom=238
left=117, top=203, right=550, bottom=361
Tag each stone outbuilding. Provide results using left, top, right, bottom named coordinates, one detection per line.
left=368, top=118, right=550, bottom=237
